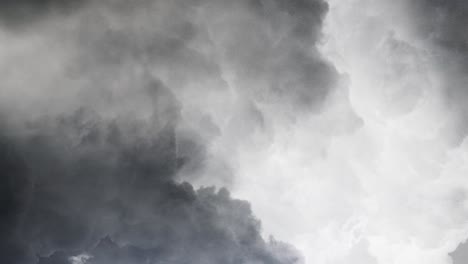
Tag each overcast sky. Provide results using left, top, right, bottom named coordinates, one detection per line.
left=1, top=1, right=468, bottom=264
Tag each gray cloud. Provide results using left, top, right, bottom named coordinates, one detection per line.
left=0, top=108, right=300, bottom=264
left=0, top=0, right=87, bottom=30
left=408, top=0, right=468, bottom=145
left=0, top=0, right=338, bottom=263
left=451, top=240, right=468, bottom=264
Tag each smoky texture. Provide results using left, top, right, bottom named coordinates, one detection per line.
left=409, top=0, right=468, bottom=144
left=410, top=0, right=468, bottom=54
left=0, top=109, right=300, bottom=264
left=0, top=0, right=335, bottom=263
left=0, top=0, right=341, bottom=185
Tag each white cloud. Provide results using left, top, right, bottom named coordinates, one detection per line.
left=69, top=254, right=92, bottom=264
left=191, top=0, right=468, bottom=263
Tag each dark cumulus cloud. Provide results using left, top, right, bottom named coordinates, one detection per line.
left=0, top=0, right=336, bottom=263
left=0, top=107, right=301, bottom=264
left=409, top=0, right=468, bottom=145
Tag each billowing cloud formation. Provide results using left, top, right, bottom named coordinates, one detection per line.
left=0, top=0, right=339, bottom=263
left=0, top=106, right=301, bottom=264
left=215, top=0, right=468, bottom=263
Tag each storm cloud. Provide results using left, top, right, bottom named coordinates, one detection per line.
left=0, top=0, right=337, bottom=263
left=0, top=109, right=300, bottom=264
left=3, top=0, right=468, bottom=263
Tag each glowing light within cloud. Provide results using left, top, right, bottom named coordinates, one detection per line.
left=69, top=254, right=92, bottom=264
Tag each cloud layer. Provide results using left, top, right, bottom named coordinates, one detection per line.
left=2, top=0, right=467, bottom=264
left=0, top=0, right=336, bottom=263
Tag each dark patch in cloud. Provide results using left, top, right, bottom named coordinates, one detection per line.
left=38, top=235, right=301, bottom=264
left=450, top=240, right=468, bottom=264
left=0, top=0, right=87, bottom=30
left=409, top=0, right=468, bottom=144
left=410, top=0, right=468, bottom=55
left=0, top=109, right=301, bottom=264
